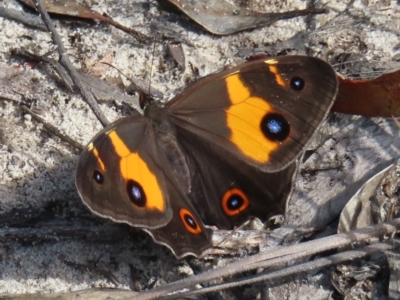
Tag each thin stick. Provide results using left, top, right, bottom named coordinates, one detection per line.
left=35, top=0, right=110, bottom=127
left=0, top=7, right=47, bottom=31
left=21, top=106, right=84, bottom=151
left=133, top=218, right=400, bottom=300
left=14, top=48, right=74, bottom=91
left=167, top=242, right=395, bottom=299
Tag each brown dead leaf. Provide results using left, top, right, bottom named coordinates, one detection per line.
left=85, top=51, right=115, bottom=78
left=18, top=0, right=149, bottom=42
left=333, top=69, right=400, bottom=117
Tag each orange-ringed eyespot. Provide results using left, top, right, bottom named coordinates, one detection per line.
left=126, top=179, right=146, bottom=208
left=179, top=208, right=202, bottom=234
left=222, top=188, right=250, bottom=217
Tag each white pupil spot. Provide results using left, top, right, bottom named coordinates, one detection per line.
left=131, top=186, right=141, bottom=199
left=230, top=198, right=239, bottom=207
left=267, top=120, right=282, bottom=133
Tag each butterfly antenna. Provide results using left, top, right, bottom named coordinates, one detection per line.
left=148, top=36, right=157, bottom=96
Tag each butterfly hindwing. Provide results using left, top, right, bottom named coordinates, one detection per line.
left=146, top=168, right=212, bottom=258
left=180, top=136, right=298, bottom=229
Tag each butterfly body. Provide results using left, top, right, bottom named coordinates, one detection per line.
left=76, top=56, right=338, bottom=257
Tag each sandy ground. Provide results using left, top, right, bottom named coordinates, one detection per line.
left=0, top=0, right=399, bottom=298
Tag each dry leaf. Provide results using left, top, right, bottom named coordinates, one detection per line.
left=333, top=69, right=400, bottom=117
left=165, top=0, right=325, bottom=35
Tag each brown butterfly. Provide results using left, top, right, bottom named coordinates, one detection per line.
left=76, top=56, right=338, bottom=258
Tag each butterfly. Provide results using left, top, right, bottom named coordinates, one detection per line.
left=75, top=55, right=338, bottom=258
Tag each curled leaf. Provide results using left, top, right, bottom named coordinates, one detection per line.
left=333, top=69, right=400, bottom=117
left=165, top=0, right=325, bottom=35
left=338, top=160, right=400, bottom=233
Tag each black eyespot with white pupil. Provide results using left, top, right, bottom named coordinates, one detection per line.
left=290, top=76, right=305, bottom=91
left=261, top=113, right=290, bottom=142
left=183, top=213, right=198, bottom=230
left=226, top=194, right=244, bottom=211
left=93, top=170, right=104, bottom=184
left=126, top=179, right=146, bottom=207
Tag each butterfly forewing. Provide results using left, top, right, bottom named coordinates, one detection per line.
left=76, top=116, right=173, bottom=229
left=167, top=56, right=338, bottom=172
